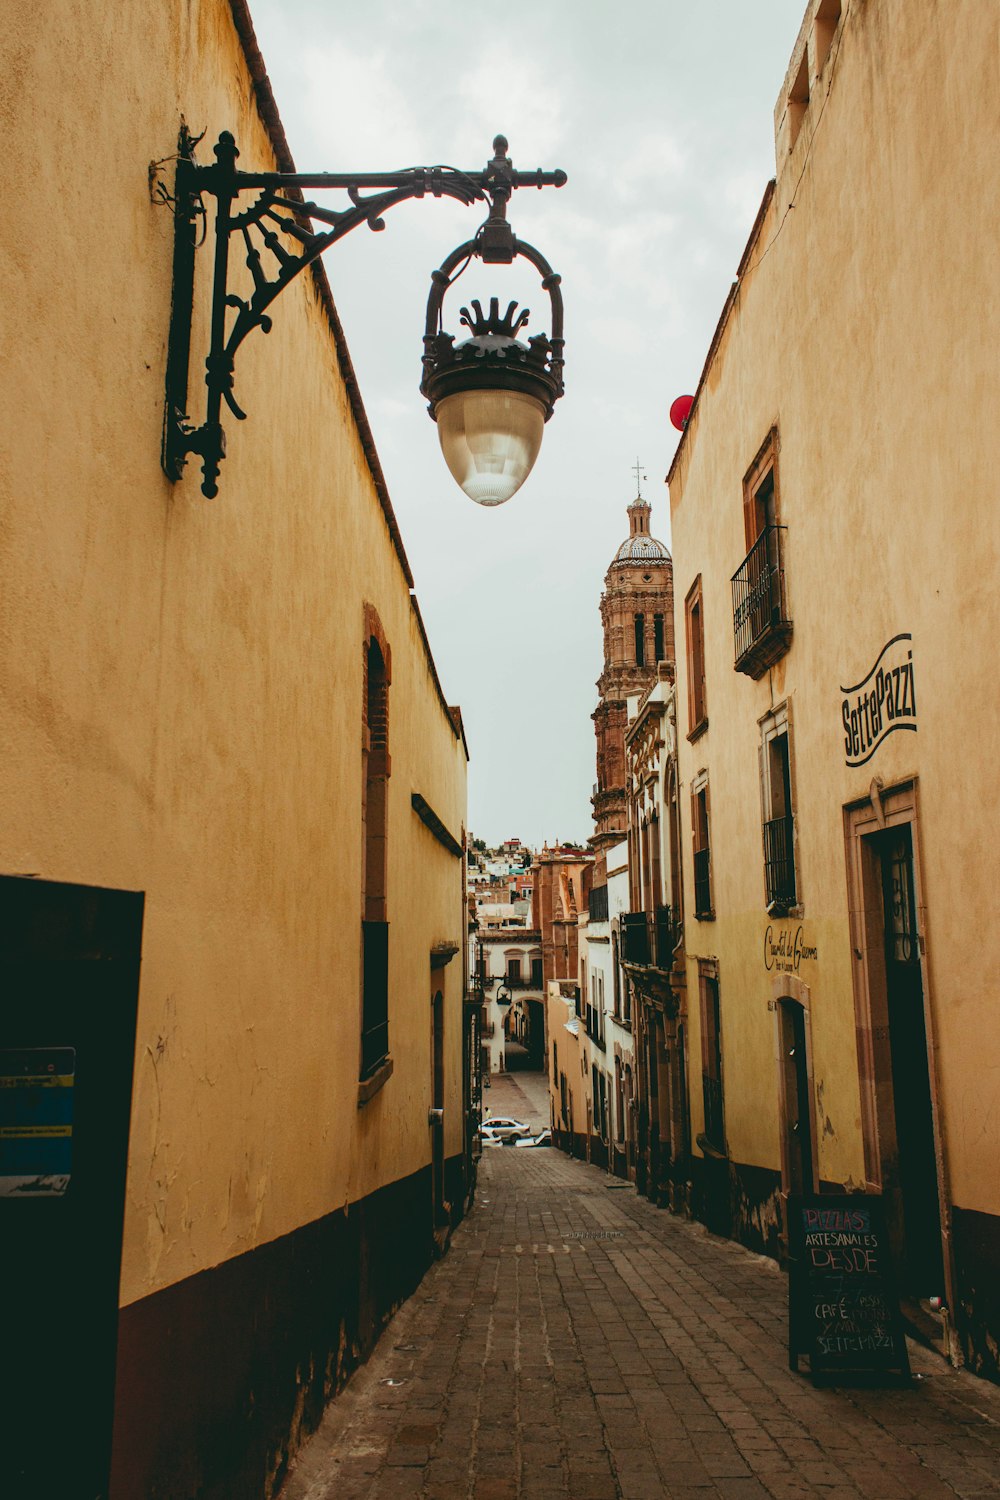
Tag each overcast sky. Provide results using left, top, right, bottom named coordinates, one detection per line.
left=249, top=0, right=807, bottom=848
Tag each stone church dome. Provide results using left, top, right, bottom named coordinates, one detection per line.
left=610, top=532, right=671, bottom=567
left=608, top=495, right=671, bottom=571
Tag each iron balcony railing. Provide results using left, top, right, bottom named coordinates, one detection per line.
left=763, top=813, right=796, bottom=909
left=620, top=908, right=679, bottom=969
left=693, top=848, right=712, bottom=918
left=731, top=524, right=792, bottom=677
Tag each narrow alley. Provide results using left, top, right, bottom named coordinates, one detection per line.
left=281, top=1132, right=1000, bottom=1500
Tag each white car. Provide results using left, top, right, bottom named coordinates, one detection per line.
left=514, top=1129, right=552, bottom=1148
left=480, top=1116, right=532, bottom=1144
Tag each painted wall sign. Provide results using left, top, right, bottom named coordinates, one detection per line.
left=764, top=924, right=818, bottom=973
left=840, top=633, right=917, bottom=768
left=788, top=1194, right=911, bottom=1384
left=0, top=1047, right=76, bottom=1196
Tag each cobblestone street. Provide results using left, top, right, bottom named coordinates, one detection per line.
left=281, top=1144, right=1000, bottom=1500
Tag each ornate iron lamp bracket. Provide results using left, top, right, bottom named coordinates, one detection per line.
left=162, top=127, right=565, bottom=499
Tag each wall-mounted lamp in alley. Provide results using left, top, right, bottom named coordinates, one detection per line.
left=161, top=130, right=566, bottom=504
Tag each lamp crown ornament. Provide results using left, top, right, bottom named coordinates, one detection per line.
left=159, top=126, right=565, bottom=503
left=459, top=298, right=531, bottom=339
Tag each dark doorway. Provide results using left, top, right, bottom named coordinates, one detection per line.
left=778, top=1000, right=814, bottom=1198
left=874, top=826, right=945, bottom=1298
left=525, top=998, right=545, bottom=1070
left=0, top=876, right=143, bottom=1498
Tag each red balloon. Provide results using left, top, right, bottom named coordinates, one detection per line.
left=669, top=394, right=694, bottom=431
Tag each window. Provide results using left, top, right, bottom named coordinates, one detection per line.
left=592, top=1066, right=609, bottom=1140
left=691, top=774, right=713, bottom=920
left=506, top=955, right=522, bottom=982
left=361, top=614, right=391, bottom=1085
left=787, top=47, right=810, bottom=148
left=587, top=970, right=605, bottom=1047
left=813, top=0, right=842, bottom=78
left=698, top=963, right=725, bottom=1155
left=733, top=430, right=792, bottom=677
left=760, top=705, right=797, bottom=912
left=634, top=613, right=645, bottom=667
left=530, top=955, right=543, bottom=988
left=685, top=577, right=707, bottom=738
left=654, top=613, right=665, bottom=663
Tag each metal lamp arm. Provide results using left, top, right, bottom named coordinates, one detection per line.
left=162, top=128, right=566, bottom=500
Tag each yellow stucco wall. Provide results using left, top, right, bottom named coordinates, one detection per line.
left=670, top=0, right=999, bottom=1212
left=2, top=0, right=468, bottom=1305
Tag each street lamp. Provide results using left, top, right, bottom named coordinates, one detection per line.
left=161, top=129, right=566, bottom=502
left=496, top=983, right=512, bottom=1007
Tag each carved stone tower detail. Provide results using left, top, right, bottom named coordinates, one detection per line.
left=591, top=488, right=674, bottom=851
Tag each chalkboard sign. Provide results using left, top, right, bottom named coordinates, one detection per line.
left=788, top=1194, right=911, bottom=1384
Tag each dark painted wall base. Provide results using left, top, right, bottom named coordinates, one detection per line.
left=110, top=1155, right=466, bottom=1499
left=553, top=1127, right=588, bottom=1160
left=689, top=1156, right=783, bottom=1260
left=952, top=1206, right=1000, bottom=1384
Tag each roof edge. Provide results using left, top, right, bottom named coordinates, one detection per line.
left=227, top=0, right=415, bottom=593
left=666, top=178, right=776, bottom=488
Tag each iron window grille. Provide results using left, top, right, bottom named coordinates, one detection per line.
left=763, top=813, right=796, bottom=910
left=702, top=1072, right=725, bottom=1154
left=589, top=883, right=610, bottom=922
left=361, top=919, right=389, bottom=1078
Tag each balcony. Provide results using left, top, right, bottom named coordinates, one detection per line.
left=621, top=908, right=679, bottom=969
left=501, top=973, right=543, bottom=991
left=693, top=849, right=712, bottom=919
left=731, top=525, right=792, bottom=678
left=589, top=883, right=609, bottom=922
left=763, top=813, right=796, bottom=910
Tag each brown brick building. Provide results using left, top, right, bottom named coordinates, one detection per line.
left=592, top=490, right=675, bottom=851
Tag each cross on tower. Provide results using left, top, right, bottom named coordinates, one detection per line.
left=632, top=458, right=646, bottom=497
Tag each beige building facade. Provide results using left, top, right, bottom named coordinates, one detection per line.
left=669, top=0, right=1000, bottom=1375
left=2, top=2, right=472, bottom=1494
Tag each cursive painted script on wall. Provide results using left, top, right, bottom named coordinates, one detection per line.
left=764, top=923, right=818, bottom=973
left=840, top=633, right=917, bottom=768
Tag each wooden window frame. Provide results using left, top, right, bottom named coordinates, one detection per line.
left=691, top=770, right=714, bottom=921
left=684, top=576, right=708, bottom=741
left=742, top=428, right=781, bottom=550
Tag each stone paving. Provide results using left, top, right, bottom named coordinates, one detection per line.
left=281, top=1145, right=1000, bottom=1500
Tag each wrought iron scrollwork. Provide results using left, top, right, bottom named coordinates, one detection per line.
left=162, top=127, right=565, bottom=499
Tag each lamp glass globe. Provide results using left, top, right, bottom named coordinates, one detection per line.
left=436, top=389, right=546, bottom=506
